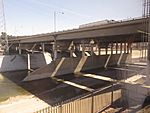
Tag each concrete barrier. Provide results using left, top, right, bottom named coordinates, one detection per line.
left=0, top=52, right=52, bottom=72
left=24, top=53, right=131, bottom=81
left=0, top=55, right=27, bottom=72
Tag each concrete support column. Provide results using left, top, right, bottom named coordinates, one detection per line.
left=124, top=43, right=127, bottom=53
left=98, top=44, right=101, bottom=55
left=90, top=44, right=94, bottom=56
left=127, top=43, right=130, bottom=53
left=116, top=42, right=118, bottom=54
left=111, top=43, right=113, bottom=54
left=106, top=44, right=108, bottom=55
left=120, top=43, right=123, bottom=53
left=41, top=43, right=45, bottom=53
left=53, top=36, right=57, bottom=61
left=27, top=54, right=31, bottom=71
left=70, top=45, right=74, bottom=57
left=130, top=43, right=132, bottom=54
left=69, top=41, right=74, bottom=57
left=70, top=50, right=73, bottom=57
left=74, top=44, right=79, bottom=51
left=18, top=43, right=22, bottom=54
left=90, top=40, right=95, bottom=56
left=81, top=43, right=85, bottom=57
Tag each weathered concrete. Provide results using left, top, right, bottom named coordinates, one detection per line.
left=122, top=83, right=150, bottom=108
left=9, top=18, right=146, bottom=44
left=0, top=52, right=52, bottom=72
left=23, top=53, right=131, bottom=81
left=0, top=55, right=27, bottom=72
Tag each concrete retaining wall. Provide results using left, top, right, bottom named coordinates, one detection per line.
left=0, top=55, right=27, bottom=72
left=24, top=53, right=131, bottom=81
left=0, top=53, right=52, bottom=72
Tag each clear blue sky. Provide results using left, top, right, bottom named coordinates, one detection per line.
left=4, top=0, right=142, bottom=36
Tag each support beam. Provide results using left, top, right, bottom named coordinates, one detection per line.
left=106, top=44, right=108, bottom=55
left=90, top=39, right=95, bottom=56
left=98, top=45, right=101, bottom=56
left=53, top=36, right=57, bottom=61
left=116, top=42, right=118, bottom=54
left=81, top=43, right=85, bottom=57
left=76, top=72, right=146, bottom=86
left=120, top=43, right=123, bottom=54
left=30, top=44, right=37, bottom=52
left=111, top=43, right=113, bottom=54
left=90, top=44, right=94, bottom=56
left=127, top=43, right=130, bottom=53
left=124, top=43, right=127, bottom=53
left=128, top=42, right=132, bottom=54
left=108, top=67, right=138, bottom=73
left=52, top=77, right=94, bottom=92
left=70, top=49, right=74, bottom=57
left=18, top=43, right=21, bottom=54
left=125, top=64, right=147, bottom=69
left=27, top=54, right=31, bottom=71
left=68, top=41, right=74, bottom=57
left=41, top=43, right=45, bottom=53
left=75, top=43, right=80, bottom=51
left=76, top=72, right=115, bottom=82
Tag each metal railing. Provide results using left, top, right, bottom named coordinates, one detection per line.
left=34, top=85, right=122, bottom=113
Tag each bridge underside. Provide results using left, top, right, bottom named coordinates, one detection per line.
left=8, top=33, right=142, bottom=55
left=6, top=18, right=148, bottom=81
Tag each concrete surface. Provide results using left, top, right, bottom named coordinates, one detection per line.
left=0, top=52, right=52, bottom=72
left=24, top=53, right=131, bottom=81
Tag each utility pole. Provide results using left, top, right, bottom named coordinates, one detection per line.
left=53, top=11, right=64, bottom=60
left=0, top=0, right=8, bottom=54
left=54, top=11, right=64, bottom=32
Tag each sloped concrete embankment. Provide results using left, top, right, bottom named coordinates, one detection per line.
left=24, top=53, right=131, bottom=81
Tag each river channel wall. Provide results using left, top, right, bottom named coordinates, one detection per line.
left=0, top=52, right=52, bottom=72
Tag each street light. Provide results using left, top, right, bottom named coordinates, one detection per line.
left=53, top=11, right=64, bottom=61
left=54, top=11, right=64, bottom=32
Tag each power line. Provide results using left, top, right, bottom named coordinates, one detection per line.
left=24, top=0, right=92, bottom=19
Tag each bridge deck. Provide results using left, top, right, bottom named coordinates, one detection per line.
left=8, top=17, right=147, bottom=44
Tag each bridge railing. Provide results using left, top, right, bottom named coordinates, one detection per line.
left=34, top=84, right=122, bottom=113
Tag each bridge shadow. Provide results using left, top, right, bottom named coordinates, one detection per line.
left=1, top=63, right=145, bottom=107
left=1, top=69, right=121, bottom=106
left=1, top=71, right=88, bottom=105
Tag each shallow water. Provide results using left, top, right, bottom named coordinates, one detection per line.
left=0, top=65, right=146, bottom=105
left=0, top=72, right=30, bottom=102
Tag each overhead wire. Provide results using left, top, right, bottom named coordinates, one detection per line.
left=5, top=0, right=93, bottom=35
left=24, top=0, right=93, bottom=19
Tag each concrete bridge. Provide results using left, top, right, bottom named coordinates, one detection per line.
left=7, top=17, right=147, bottom=57
left=1, top=17, right=150, bottom=112
left=9, top=17, right=146, bottom=44
left=0, top=17, right=147, bottom=81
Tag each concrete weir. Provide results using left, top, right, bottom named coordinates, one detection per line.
left=23, top=53, right=131, bottom=81
left=0, top=52, right=52, bottom=72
